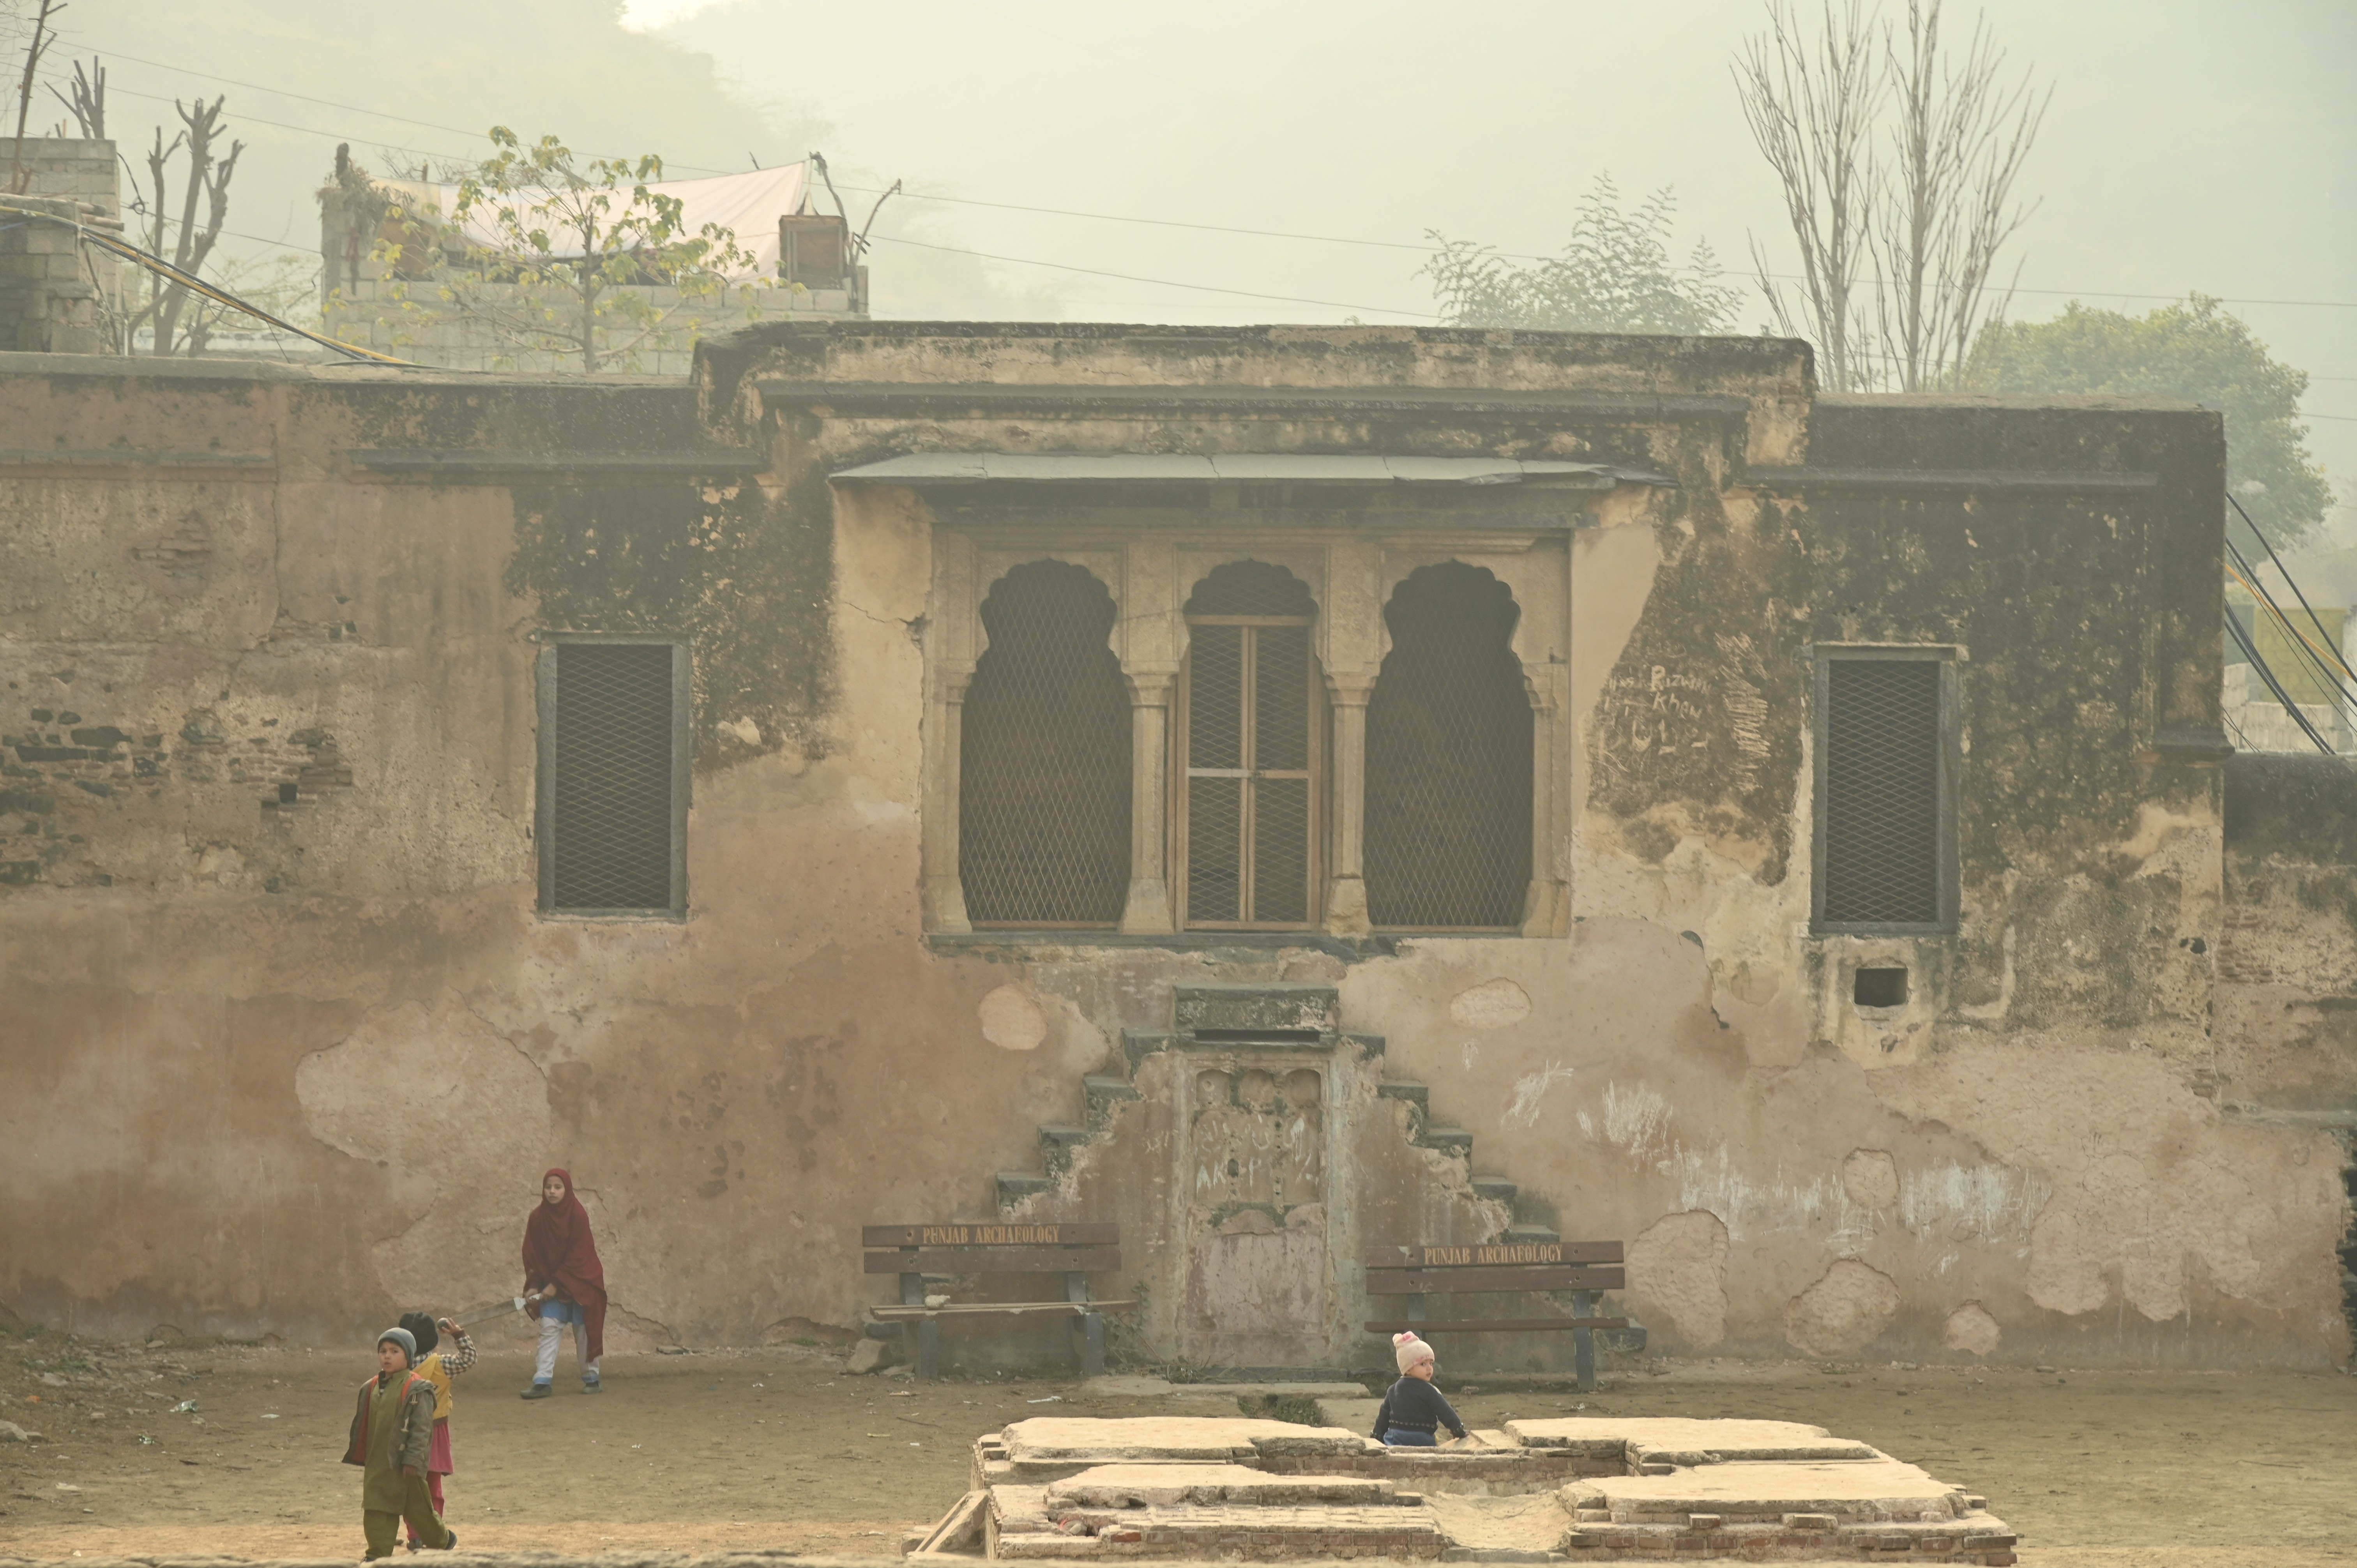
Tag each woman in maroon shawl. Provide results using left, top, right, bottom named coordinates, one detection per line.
left=519, top=1169, right=608, bottom=1398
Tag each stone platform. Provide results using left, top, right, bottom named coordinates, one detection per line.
left=912, top=1415, right=2017, bottom=1563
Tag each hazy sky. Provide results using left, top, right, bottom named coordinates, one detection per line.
left=652, top=0, right=2357, bottom=489
left=19, top=0, right=2357, bottom=489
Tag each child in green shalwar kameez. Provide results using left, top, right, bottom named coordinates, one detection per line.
left=342, top=1326, right=456, bottom=1558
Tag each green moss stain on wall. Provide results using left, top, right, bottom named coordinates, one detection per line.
left=505, top=478, right=834, bottom=768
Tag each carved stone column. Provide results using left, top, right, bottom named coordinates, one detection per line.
left=1324, top=671, right=1376, bottom=936
left=1521, top=663, right=1565, bottom=937
left=1121, top=669, right=1177, bottom=934
left=923, top=667, right=974, bottom=932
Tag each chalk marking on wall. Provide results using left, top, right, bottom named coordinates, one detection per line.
left=1599, top=1081, right=1673, bottom=1162
left=1663, top=1139, right=1846, bottom=1242
left=1504, top=1060, right=1576, bottom=1128
left=1898, top=1161, right=2051, bottom=1241
left=1713, top=632, right=1773, bottom=792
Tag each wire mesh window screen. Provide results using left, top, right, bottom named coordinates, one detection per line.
left=960, top=561, right=1132, bottom=925
left=549, top=642, right=678, bottom=912
left=1364, top=563, right=1532, bottom=929
left=1819, top=658, right=1943, bottom=926
left=1180, top=562, right=1319, bottom=929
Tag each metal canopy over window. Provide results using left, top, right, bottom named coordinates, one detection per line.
left=537, top=638, right=690, bottom=917
left=1178, top=562, right=1321, bottom=930
left=1813, top=650, right=1957, bottom=932
left=1365, top=563, right=1532, bottom=929
left=960, top=561, right=1133, bottom=926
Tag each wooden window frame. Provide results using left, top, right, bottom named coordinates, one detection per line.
left=1173, top=612, right=1324, bottom=931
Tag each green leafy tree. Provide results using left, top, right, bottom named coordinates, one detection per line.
left=376, top=127, right=778, bottom=373
left=1965, top=295, right=2332, bottom=545
left=1422, top=173, right=1743, bottom=335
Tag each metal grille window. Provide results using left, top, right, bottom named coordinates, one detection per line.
left=1814, top=652, right=1955, bottom=931
left=1363, top=563, right=1533, bottom=929
left=960, top=561, right=1132, bottom=926
left=1178, top=562, right=1321, bottom=929
left=537, top=639, right=689, bottom=916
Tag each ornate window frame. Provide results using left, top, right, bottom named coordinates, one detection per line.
left=912, top=516, right=1581, bottom=941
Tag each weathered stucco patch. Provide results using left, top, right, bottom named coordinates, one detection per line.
left=1841, top=1150, right=1900, bottom=1210
left=1783, top=1259, right=1901, bottom=1356
left=1944, top=1300, right=2001, bottom=1356
left=1626, top=1210, right=1729, bottom=1346
left=1450, top=978, right=1532, bottom=1030
left=294, top=993, right=553, bottom=1308
left=1876, top=1042, right=2339, bottom=1331
left=979, top=984, right=1049, bottom=1051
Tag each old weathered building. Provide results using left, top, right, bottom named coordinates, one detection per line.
left=0, top=323, right=2350, bottom=1370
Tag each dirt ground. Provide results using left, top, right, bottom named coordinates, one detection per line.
left=0, top=1330, right=2350, bottom=1567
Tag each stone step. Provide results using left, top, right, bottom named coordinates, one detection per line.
left=1376, top=1081, right=1430, bottom=1106
left=1470, top=1176, right=1519, bottom=1205
left=1121, top=1029, right=1174, bottom=1073
left=1418, top=1125, right=1474, bottom=1154
left=1038, top=1123, right=1094, bottom=1176
left=1083, top=1075, right=1141, bottom=1128
left=996, top=1170, right=1055, bottom=1208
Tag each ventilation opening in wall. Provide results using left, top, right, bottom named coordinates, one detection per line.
left=1853, top=967, right=1909, bottom=1008
left=539, top=639, right=687, bottom=916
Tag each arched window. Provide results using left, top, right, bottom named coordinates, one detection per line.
left=960, top=561, right=1131, bottom=926
left=1178, top=562, right=1322, bottom=929
left=1365, top=562, right=1532, bottom=929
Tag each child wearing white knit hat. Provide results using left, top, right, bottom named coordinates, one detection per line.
left=1372, top=1331, right=1467, bottom=1446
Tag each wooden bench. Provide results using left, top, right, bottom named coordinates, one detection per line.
left=1364, top=1240, right=1628, bottom=1391
left=864, top=1222, right=1134, bottom=1380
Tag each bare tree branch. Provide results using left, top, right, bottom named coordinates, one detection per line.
left=46, top=53, right=100, bottom=138
left=148, top=96, right=242, bottom=355
left=7, top=0, right=61, bottom=194
left=1865, top=0, right=2048, bottom=390
left=1733, top=0, right=1881, bottom=390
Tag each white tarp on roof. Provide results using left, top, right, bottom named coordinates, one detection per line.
left=381, top=162, right=809, bottom=281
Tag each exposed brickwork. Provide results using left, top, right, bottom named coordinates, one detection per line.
left=1261, top=1450, right=1615, bottom=1483
left=0, top=694, right=355, bottom=891
left=0, top=139, right=123, bottom=353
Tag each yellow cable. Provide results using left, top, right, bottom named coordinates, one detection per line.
left=2228, top=562, right=2356, bottom=705
left=1, top=200, right=417, bottom=366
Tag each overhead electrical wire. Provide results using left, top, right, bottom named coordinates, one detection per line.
left=24, top=37, right=2357, bottom=316
left=2229, top=494, right=2357, bottom=686
left=2218, top=495, right=2357, bottom=754
left=0, top=200, right=413, bottom=366
left=2227, top=556, right=2357, bottom=729
left=2224, top=605, right=2336, bottom=754
left=865, top=233, right=1440, bottom=319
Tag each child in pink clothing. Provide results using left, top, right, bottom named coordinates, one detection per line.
left=397, top=1311, right=475, bottom=1547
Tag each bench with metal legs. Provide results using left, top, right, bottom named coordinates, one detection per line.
left=1364, top=1240, right=1629, bottom=1392
left=863, top=1222, right=1134, bottom=1379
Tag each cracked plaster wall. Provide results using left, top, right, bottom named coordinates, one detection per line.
left=0, top=335, right=2349, bottom=1368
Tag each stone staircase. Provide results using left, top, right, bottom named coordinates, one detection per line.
left=996, top=1026, right=1562, bottom=1246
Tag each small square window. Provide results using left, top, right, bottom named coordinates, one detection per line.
left=1853, top=967, right=1909, bottom=1008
